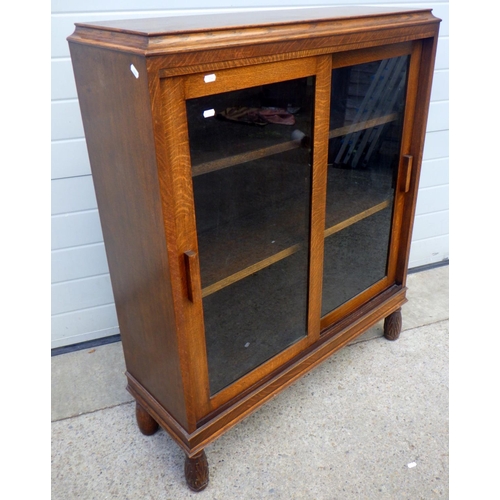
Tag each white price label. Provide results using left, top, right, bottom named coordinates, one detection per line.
left=130, top=64, right=139, bottom=79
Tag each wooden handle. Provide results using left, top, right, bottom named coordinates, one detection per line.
left=184, top=250, right=199, bottom=302
left=402, top=154, right=413, bottom=193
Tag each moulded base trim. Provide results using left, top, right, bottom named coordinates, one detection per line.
left=126, top=284, right=407, bottom=456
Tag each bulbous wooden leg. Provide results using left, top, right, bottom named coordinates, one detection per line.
left=384, top=308, right=402, bottom=341
left=135, top=401, right=159, bottom=436
left=185, top=450, right=209, bottom=492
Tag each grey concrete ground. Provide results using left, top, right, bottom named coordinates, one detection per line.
left=52, top=265, right=448, bottom=499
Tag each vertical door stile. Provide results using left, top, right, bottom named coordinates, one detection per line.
left=307, top=55, right=332, bottom=342
left=160, top=76, right=211, bottom=423
left=387, top=41, right=423, bottom=284
left=396, top=35, right=439, bottom=288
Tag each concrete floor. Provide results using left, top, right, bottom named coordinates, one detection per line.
left=52, top=265, right=448, bottom=499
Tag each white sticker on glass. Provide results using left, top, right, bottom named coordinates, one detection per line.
left=203, top=109, right=216, bottom=118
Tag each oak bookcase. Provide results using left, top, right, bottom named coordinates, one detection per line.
left=68, top=6, right=440, bottom=491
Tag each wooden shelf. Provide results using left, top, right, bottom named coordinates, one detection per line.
left=192, top=137, right=304, bottom=177
left=198, top=194, right=309, bottom=297
left=202, top=243, right=302, bottom=298
left=324, top=199, right=390, bottom=239
left=191, top=112, right=398, bottom=177
left=328, top=112, right=397, bottom=140
left=199, top=168, right=394, bottom=298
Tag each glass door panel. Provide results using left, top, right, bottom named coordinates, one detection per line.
left=186, top=77, right=314, bottom=395
left=321, top=55, right=409, bottom=318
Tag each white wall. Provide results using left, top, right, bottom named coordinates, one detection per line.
left=51, top=1, right=449, bottom=348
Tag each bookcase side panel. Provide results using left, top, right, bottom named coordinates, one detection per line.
left=69, top=42, right=190, bottom=430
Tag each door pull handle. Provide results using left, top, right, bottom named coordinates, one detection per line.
left=402, top=154, right=413, bottom=193
left=184, top=250, right=200, bottom=303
